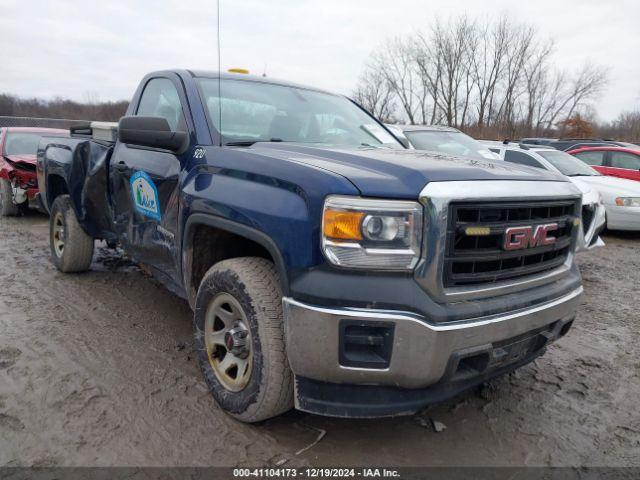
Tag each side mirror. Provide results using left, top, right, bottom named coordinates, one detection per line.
left=118, top=116, right=187, bottom=153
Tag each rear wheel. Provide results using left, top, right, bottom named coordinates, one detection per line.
left=193, top=257, right=293, bottom=422
left=49, top=195, right=94, bottom=272
left=0, top=178, right=18, bottom=217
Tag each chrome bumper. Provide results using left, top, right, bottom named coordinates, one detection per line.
left=283, top=286, right=583, bottom=389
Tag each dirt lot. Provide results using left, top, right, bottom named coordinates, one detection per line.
left=0, top=213, right=639, bottom=467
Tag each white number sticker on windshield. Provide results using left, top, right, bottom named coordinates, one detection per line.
left=361, top=124, right=396, bottom=145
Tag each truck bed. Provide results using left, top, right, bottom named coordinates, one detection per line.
left=38, top=131, right=117, bottom=240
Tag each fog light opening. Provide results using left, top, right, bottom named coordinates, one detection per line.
left=558, top=319, right=574, bottom=338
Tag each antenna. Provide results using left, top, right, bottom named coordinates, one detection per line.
left=217, top=0, right=222, bottom=146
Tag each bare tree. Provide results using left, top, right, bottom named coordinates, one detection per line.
left=353, top=14, right=610, bottom=139
left=373, top=37, right=421, bottom=124
left=353, top=66, right=396, bottom=122
left=601, top=110, right=640, bottom=140
left=429, top=17, right=475, bottom=127
left=556, top=65, right=608, bottom=134
left=471, top=16, right=508, bottom=130
left=413, top=34, right=441, bottom=125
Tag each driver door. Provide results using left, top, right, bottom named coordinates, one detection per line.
left=109, top=76, right=189, bottom=283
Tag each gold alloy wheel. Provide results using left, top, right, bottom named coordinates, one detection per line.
left=204, top=292, right=253, bottom=392
left=52, top=212, right=65, bottom=258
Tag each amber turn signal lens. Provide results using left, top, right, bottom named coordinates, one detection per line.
left=323, top=210, right=364, bottom=240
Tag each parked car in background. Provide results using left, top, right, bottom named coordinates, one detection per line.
left=393, top=125, right=500, bottom=161
left=0, top=126, right=68, bottom=216
left=485, top=141, right=639, bottom=232
left=520, top=138, right=558, bottom=146
left=542, top=138, right=637, bottom=152
left=568, top=146, right=640, bottom=183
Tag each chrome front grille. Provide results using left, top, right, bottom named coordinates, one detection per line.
left=443, top=200, right=579, bottom=287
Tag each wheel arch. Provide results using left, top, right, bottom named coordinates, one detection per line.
left=182, top=214, right=289, bottom=308
left=46, top=174, right=70, bottom=211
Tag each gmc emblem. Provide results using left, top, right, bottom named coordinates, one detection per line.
left=503, top=223, right=558, bottom=251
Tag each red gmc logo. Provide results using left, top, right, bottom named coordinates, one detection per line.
left=503, top=223, right=558, bottom=251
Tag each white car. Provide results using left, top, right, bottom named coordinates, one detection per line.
left=482, top=141, right=610, bottom=250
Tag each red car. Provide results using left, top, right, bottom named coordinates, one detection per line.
left=568, top=146, right=640, bottom=182
left=0, top=127, right=68, bottom=216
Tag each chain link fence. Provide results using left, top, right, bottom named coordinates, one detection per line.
left=0, top=116, right=89, bottom=130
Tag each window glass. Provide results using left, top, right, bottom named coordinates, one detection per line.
left=197, top=78, right=402, bottom=148
left=610, top=152, right=640, bottom=170
left=538, top=150, right=600, bottom=176
left=3, top=133, right=45, bottom=155
left=136, top=78, right=186, bottom=131
left=504, top=150, right=544, bottom=169
left=404, top=130, right=498, bottom=161
left=573, top=151, right=605, bottom=166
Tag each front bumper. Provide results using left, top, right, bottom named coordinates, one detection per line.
left=577, top=202, right=606, bottom=251
left=283, top=286, right=582, bottom=417
left=606, top=205, right=640, bottom=231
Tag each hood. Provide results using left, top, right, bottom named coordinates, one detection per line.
left=246, top=143, right=567, bottom=197
left=575, top=175, right=640, bottom=196
left=3, top=154, right=37, bottom=169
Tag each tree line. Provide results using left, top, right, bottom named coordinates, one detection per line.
left=0, top=93, right=128, bottom=122
left=353, top=15, right=640, bottom=140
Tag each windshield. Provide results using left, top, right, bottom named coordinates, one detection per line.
left=3, top=133, right=45, bottom=156
left=198, top=78, right=402, bottom=148
left=403, top=130, right=498, bottom=161
left=538, top=150, right=601, bottom=176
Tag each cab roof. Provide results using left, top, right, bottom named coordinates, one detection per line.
left=185, top=69, right=337, bottom=96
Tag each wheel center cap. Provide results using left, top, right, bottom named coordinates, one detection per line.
left=224, top=326, right=249, bottom=358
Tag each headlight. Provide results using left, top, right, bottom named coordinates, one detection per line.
left=615, top=197, right=640, bottom=207
left=322, top=195, right=423, bottom=270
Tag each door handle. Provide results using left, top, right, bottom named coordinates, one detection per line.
left=113, top=162, right=128, bottom=172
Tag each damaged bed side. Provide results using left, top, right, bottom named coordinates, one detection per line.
left=37, top=122, right=118, bottom=242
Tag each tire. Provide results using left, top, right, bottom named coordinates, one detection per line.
left=0, top=178, right=18, bottom=217
left=193, top=257, right=293, bottom=422
left=49, top=195, right=94, bottom=272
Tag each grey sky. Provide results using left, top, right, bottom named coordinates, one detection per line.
left=1, top=0, right=638, bottom=121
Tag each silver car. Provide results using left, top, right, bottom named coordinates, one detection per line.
left=389, top=124, right=500, bottom=161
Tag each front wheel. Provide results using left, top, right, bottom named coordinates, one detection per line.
left=193, top=257, right=293, bottom=422
left=49, top=195, right=94, bottom=272
left=0, top=178, right=18, bottom=217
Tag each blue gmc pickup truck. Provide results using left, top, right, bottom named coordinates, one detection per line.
left=37, top=70, right=584, bottom=422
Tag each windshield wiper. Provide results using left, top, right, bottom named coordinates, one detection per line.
left=225, top=138, right=283, bottom=147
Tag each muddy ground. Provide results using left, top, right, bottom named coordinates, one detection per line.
left=0, top=213, right=639, bottom=467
